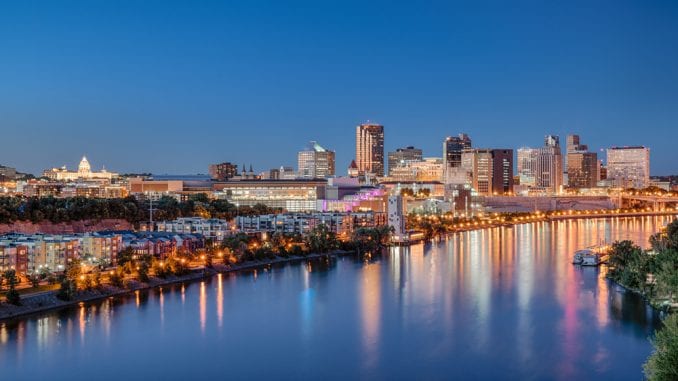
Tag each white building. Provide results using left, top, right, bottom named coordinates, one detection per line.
left=297, top=141, right=336, bottom=179
left=388, top=195, right=406, bottom=242
left=606, top=146, right=650, bottom=189
left=43, top=156, right=118, bottom=181
left=156, top=217, right=231, bottom=241
left=237, top=213, right=351, bottom=235
left=516, top=136, right=563, bottom=194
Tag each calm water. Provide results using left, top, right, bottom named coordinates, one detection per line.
left=1, top=216, right=675, bottom=380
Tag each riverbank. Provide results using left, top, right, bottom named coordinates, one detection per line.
left=416, top=210, right=678, bottom=240
left=0, top=250, right=354, bottom=322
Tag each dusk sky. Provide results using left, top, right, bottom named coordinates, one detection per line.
left=1, top=0, right=677, bottom=175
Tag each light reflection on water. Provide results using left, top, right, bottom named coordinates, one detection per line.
left=0, top=216, right=674, bottom=380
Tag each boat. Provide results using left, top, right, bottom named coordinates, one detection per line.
left=572, top=249, right=587, bottom=265
left=573, top=243, right=611, bottom=266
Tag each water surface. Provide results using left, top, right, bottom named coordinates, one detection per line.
left=1, top=216, right=673, bottom=380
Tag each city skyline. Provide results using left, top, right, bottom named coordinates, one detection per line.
left=1, top=2, right=678, bottom=175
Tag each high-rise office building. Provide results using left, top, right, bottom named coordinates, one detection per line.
left=491, top=149, right=514, bottom=194
left=461, top=148, right=513, bottom=195
left=297, top=141, right=336, bottom=179
left=443, top=134, right=472, bottom=168
left=567, top=152, right=599, bottom=188
left=517, top=148, right=539, bottom=187
left=606, top=146, right=650, bottom=189
left=566, top=134, right=588, bottom=154
left=208, top=162, right=238, bottom=181
left=387, top=146, right=423, bottom=175
left=355, top=123, right=384, bottom=176
left=536, top=135, right=563, bottom=193
left=517, top=136, right=563, bottom=193
left=566, top=135, right=598, bottom=189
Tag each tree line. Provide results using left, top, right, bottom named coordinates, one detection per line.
left=605, top=218, right=678, bottom=380
left=0, top=194, right=281, bottom=225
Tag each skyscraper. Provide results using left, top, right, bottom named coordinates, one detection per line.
left=517, top=136, right=563, bottom=193
left=443, top=134, right=472, bottom=185
left=387, top=146, right=423, bottom=175
left=491, top=149, right=514, bottom=195
left=517, top=147, right=538, bottom=187
left=566, top=135, right=598, bottom=189
left=606, top=146, right=650, bottom=189
left=297, top=141, right=336, bottom=179
left=461, top=148, right=513, bottom=195
left=536, top=135, right=563, bottom=193
left=355, top=123, right=384, bottom=177
left=443, top=134, right=472, bottom=169
left=567, top=152, right=599, bottom=188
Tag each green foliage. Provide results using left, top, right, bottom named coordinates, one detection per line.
left=305, top=224, right=338, bottom=254
left=222, top=233, right=251, bottom=260
left=28, top=273, right=41, bottom=288
left=116, top=247, right=135, bottom=267
left=654, top=249, right=678, bottom=302
left=56, top=260, right=82, bottom=300
left=6, top=288, right=21, bottom=305
left=644, top=314, right=678, bottom=381
left=0, top=195, right=280, bottom=225
left=109, top=269, right=124, bottom=288
left=607, top=240, right=649, bottom=291
left=56, top=278, right=76, bottom=301
left=351, top=225, right=394, bottom=255
left=3, top=270, right=21, bottom=305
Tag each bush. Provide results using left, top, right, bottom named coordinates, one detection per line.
left=5, top=288, right=21, bottom=306
left=110, top=271, right=124, bottom=288
left=56, top=279, right=76, bottom=301
left=644, top=314, right=678, bottom=381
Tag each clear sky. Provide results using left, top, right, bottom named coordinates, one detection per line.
left=1, top=0, right=677, bottom=175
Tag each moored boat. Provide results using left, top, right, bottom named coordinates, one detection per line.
left=573, top=243, right=611, bottom=266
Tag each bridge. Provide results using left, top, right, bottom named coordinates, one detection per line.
left=619, top=194, right=678, bottom=210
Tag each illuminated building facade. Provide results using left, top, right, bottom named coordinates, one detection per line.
left=461, top=148, right=513, bottom=195
left=213, top=179, right=327, bottom=212
left=387, top=146, right=423, bottom=175
left=297, top=141, right=336, bottom=179
left=208, top=162, right=238, bottom=181
left=43, top=156, right=117, bottom=181
left=606, top=146, right=650, bottom=189
left=355, top=123, right=384, bottom=176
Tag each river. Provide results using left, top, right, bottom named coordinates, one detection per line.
left=0, top=216, right=674, bottom=380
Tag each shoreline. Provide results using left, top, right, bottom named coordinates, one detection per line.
left=2, top=212, right=676, bottom=322
left=426, top=211, right=678, bottom=237
left=0, top=250, right=354, bottom=323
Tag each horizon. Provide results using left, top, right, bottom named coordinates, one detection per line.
left=2, top=1, right=677, bottom=175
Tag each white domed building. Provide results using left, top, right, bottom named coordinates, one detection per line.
left=43, top=156, right=118, bottom=181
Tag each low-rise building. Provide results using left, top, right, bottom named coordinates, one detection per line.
left=237, top=212, right=351, bottom=236
left=213, top=179, right=327, bottom=212
left=156, top=217, right=231, bottom=241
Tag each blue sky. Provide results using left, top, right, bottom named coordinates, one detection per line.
left=1, top=0, right=677, bottom=175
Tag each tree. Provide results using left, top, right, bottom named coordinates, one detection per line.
left=351, top=226, right=394, bottom=255
left=607, top=240, right=648, bottom=289
left=3, top=270, right=21, bottom=306
left=644, top=314, right=678, bottom=381
left=223, top=233, right=250, bottom=260
left=27, top=273, right=41, bottom=288
left=56, top=259, right=83, bottom=300
left=654, top=249, right=678, bottom=303
left=116, top=247, right=135, bottom=267
left=109, top=269, right=125, bottom=288
left=305, top=224, right=338, bottom=254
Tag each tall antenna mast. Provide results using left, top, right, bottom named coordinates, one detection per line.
left=148, top=194, right=155, bottom=231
